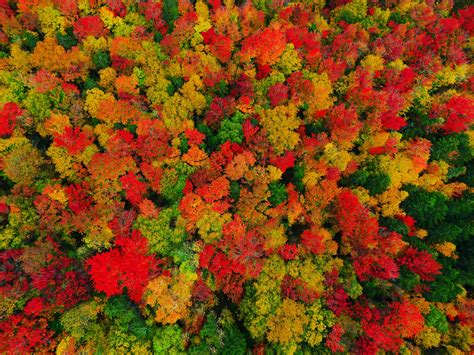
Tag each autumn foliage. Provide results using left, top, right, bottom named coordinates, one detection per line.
left=0, top=0, right=473, bottom=354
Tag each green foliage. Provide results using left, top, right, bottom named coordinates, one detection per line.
left=188, top=313, right=247, bottom=355
left=166, top=76, right=185, bottom=96
left=268, top=181, right=288, bottom=206
left=333, top=0, right=368, bottom=24
left=0, top=201, right=39, bottom=250
left=93, top=51, right=111, bottom=70
left=230, top=180, right=241, bottom=201
left=401, top=186, right=448, bottom=228
left=379, top=217, right=410, bottom=237
left=134, top=207, right=187, bottom=258
left=104, top=296, right=151, bottom=340
left=196, top=123, right=220, bottom=153
left=19, top=31, right=40, bottom=52
left=60, top=300, right=102, bottom=342
left=292, top=164, right=305, bottom=193
left=162, top=0, right=179, bottom=33
left=153, top=325, right=185, bottom=354
left=24, top=92, right=51, bottom=122
left=217, top=111, right=245, bottom=144
left=426, top=223, right=462, bottom=243
left=425, top=306, right=449, bottom=333
left=364, top=173, right=390, bottom=196
left=160, top=162, right=195, bottom=203
left=425, top=264, right=463, bottom=303
left=397, top=267, right=420, bottom=291
left=430, top=133, right=472, bottom=168
left=341, top=167, right=390, bottom=196
left=178, top=136, right=190, bottom=154
left=56, top=27, right=77, bottom=50
left=213, top=80, right=230, bottom=98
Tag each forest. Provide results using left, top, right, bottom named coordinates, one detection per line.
left=0, top=0, right=473, bottom=353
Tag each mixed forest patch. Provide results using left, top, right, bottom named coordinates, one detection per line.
left=0, top=0, right=473, bottom=353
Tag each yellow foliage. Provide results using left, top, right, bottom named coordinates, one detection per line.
left=388, top=59, right=408, bottom=70
left=37, top=6, right=67, bottom=38
left=260, top=223, right=287, bottom=250
left=196, top=209, right=231, bottom=243
left=376, top=187, right=409, bottom=217
left=99, top=67, right=117, bottom=88
left=31, top=38, right=76, bottom=73
left=434, top=242, right=457, bottom=258
left=145, top=273, right=195, bottom=325
left=3, top=143, right=43, bottom=185
left=434, top=64, right=470, bottom=87
left=194, top=1, right=212, bottom=33
left=276, top=44, right=302, bottom=75
left=287, top=258, right=325, bottom=296
left=84, top=223, right=114, bottom=249
left=84, top=88, right=115, bottom=118
left=259, top=104, right=301, bottom=154
left=78, top=144, right=99, bottom=165
left=8, top=44, right=31, bottom=72
left=44, top=184, right=68, bottom=205
left=44, top=113, right=71, bottom=135
left=46, top=145, right=76, bottom=179
left=115, top=75, right=139, bottom=95
left=308, top=72, right=333, bottom=112
left=94, top=123, right=114, bottom=148
left=415, top=326, right=442, bottom=348
left=361, top=54, right=385, bottom=73
left=304, top=301, right=333, bottom=346
left=161, top=76, right=206, bottom=134
left=241, top=254, right=286, bottom=340
left=267, top=299, right=308, bottom=344
left=380, top=155, right=419, bottom=188
left=323, top=143, right=352, bottom=171
left=267, top=166, right=283, bottom=181
left=82, top=36, right=109, bottom=55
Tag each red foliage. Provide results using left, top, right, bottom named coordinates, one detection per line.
left=73, top=16, right=107, bottom=40
left=140, top=0, right=167, bottom=34
left=86, top=230, right=159, bottom=302
left=398, top=247, right=442, bottom=281
left=256, top=64, right=271, bottom=79
left=54, top=126, right=94, bottom=155
left=281, top=275, right=319, bottom=304
left=202, top=27, right=233, bottom=63
left=240, top=28, right=286, bottom=65
left=120, top=172, right=148, bottom=205
left=286, top=71, right=314, bottom=103
left=195, top=176, right=230, bottom=203
left=0, top=102, right=22, bottom=137
left=301, top=230, right=325, bottom=255
left=326, top=323, right=345, bottom=353
left=327, top=104, right=362, bottom=144
left=356, top=299, right=424, bottom=353
left=270, top=151, right=295, bottom=173
left=205, top=97, right=236, bottom=128
left=185, top=128, right=206, bottom=145
left=192, top=278, right=214, bottom=303
left=278, top=244, right=299, bottom=261
left=267, top=83, right=289, bottom=107
left=438, top=96, right=474, bottom=134
left=285, top=27, right=321, bottom=65
left=0, top=315, right=56, bottom=354
left=381, top=112, right=407, bottom=131
left=220, top=215, right=265, bottom=278
left=326, top=286, right=350, bottom=316
left=106, top=0, right=126, bottom=17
